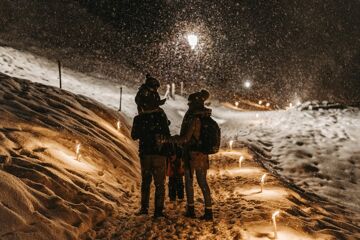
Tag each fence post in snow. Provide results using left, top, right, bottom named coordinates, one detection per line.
left=180, top=81, right=184, bottom=96
left=164, top=84, right=170, bottom=99
left=118, top=86, right=123, bottom=112
left=58, top=60, right=62, bottom=89
left=171, top=83, right=175, bottom=100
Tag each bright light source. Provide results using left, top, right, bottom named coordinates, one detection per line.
left=260, top=173, right=267, bottom=192
left=259, top=100, right=263, bottom=105
left=266, top=102, right=270, bottom=107
left=235, top=101, right=239, bottom=107
left=117, top=121, right=121, bottom=131
left=272, top=210, right=280, bottom=239
left=186, top=34, right=198, bottom=50
left=75, top=143, right=81, bottom=161
left=229, top=140, right=234, bottom=151
left=244, top=80, right=252, bottom=89
left=239, top=155, right=244, bottom=168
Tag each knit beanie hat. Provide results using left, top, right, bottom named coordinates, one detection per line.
left=188, top=89, right=210, bottom=105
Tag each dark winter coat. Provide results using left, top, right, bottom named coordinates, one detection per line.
left=169, top=106, right=212, bottom=170
left=135, top=84, right=165, bottom=113
left=131, top=108, right=172, bottom=156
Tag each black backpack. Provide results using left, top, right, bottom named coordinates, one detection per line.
left=198, top=116, right=221, bottom=154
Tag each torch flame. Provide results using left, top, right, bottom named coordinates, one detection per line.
left=229, top=140, right=234, bottom=150
left=76, top=143, right=81, bottom=161
left=272, top=210, right=280, bottom=219
left=239, top=155, right=244, bottom=167
left=261, top=173, right=267, bottom=184
left=272, top=210, right=280, bottom=239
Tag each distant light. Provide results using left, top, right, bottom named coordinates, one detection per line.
left=186, top=34, right=198, bottom=50
left=289, top=103, right=293, bottom=108
left=244, top=80, right=252, bottom=89
left=266, top=103, right=270, bottom=107
left=259, top=100, right=263, bottom=105
left=296, top=100, right=301, bottom=106
left=235, top=101, right=239, bottom=107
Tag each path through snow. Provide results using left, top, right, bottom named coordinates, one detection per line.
left=95, top=149, right=359, bottom=240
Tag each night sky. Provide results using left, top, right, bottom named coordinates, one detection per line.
left=1, top=0, right=359, bottom=104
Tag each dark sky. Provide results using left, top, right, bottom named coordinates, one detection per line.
left=1, top=0, right=359, bottom=104
left=78, top=0, right=360, bottom=104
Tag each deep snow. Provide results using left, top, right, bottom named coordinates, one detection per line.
left=1, top=46, right=360, bottom=238
left=0, top=74, right=139, bottom=239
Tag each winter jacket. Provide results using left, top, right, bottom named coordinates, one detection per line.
left=169, top=107, right=212, bottom=170
left=135, top=84, right=165, bottom=112
left=131, top=108, right=172, bottom=156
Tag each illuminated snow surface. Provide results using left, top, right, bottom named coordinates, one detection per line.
left=0, top=46, right=360, bottom=239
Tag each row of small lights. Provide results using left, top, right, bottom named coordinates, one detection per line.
left=234, top=100, right=271, bottom=108
left=229, top=140, right=281, bottom=239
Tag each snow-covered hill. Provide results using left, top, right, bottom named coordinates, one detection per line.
left=0, top=73, right=139, bottom=239
left=1, top=45, right=359, bottom=236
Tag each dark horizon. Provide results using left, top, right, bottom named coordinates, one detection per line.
left=1, top=0, right=359, bottom=105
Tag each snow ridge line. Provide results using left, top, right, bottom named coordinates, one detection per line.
left=246, top=142, right=360, bottom=230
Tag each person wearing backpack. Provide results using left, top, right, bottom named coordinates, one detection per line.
left=131, top=101, right=172, bottom=218
left=159, top=89, right=220, bottom=221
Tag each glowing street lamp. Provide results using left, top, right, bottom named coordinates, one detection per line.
left=186, top=34, right=198, bottom=50
left=272, top=210, right=280, bottom=239
left=244, top=80, right=252, bottom=89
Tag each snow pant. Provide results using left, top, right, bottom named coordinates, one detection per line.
left=168, top=175, right=184, bottom=201
left=184, top=168, right=212, bottom=209
left=140, top=155, right=166, bottom=213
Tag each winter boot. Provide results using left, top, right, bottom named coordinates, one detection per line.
left=153, top=210, right=166, bottom=219
left=199, top=208, right=213, bottom=221
left=184, top=205, right=196, bottom=218
left=135, top=207, right=148, bottom=216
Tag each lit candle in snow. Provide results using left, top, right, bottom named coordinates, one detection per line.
left=239, top=155, right=244, bottom=168
left=76, top=143, right=81, bottom=161
left=260, top=173, right=267, bottom=192
left=229, top=140, right=234, bottom=151
left=272, top=210, right=280, bottom=239
left=117, top=121, right=121, bottom=131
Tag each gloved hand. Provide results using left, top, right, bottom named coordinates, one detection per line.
left=156, top=134, right=167, bottom=145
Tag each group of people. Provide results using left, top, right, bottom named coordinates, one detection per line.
left=131, top=74, right=220, bottom=221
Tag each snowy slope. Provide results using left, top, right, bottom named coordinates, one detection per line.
left=220, top=107, right=360, bottom=217
left=0, top=74, right=139, bottom=239
left=1, top=45, right=359, bottom=226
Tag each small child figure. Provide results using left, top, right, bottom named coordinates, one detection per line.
left=135, top=74, right=166, bottom=113
left=167, top=145, right=184, bottom=206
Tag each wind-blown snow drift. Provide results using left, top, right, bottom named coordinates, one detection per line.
left=0, top=74, right=139, bottom=239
